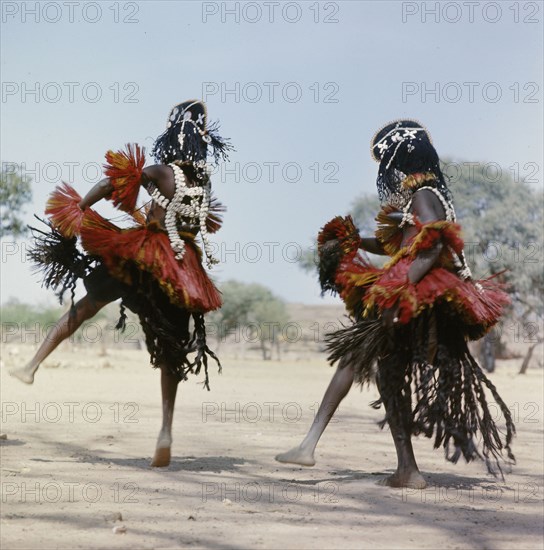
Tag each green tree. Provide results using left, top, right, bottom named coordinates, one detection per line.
left=251, top=297, right=289, bottom=360
left=298, top=243, right=318, bottom=273
left=208, top=280, right=289, bottom=360
left=0, top=298, right=62, bottom=344
left=443, top=159, right=543, bottom=372
left=0, top=164, right=32, bottom=238
left=0, top=298, right=112, bottom=349
left=1, top=297, right=62, bottom=326
left=350, top=194, right=381, bottom=234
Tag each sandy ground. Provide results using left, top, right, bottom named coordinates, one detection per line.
left=1, top=345, right=543, bottom=550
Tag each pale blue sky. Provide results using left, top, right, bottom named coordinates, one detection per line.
left=1, top=0, right=542, bottom=306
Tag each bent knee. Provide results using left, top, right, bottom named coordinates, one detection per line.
left=77, top=297, right=107, bottom=320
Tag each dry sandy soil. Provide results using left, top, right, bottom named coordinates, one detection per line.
left=1, top=344, right=543, bottom=550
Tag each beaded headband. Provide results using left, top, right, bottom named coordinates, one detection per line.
left=166, top=99, right=210, bottom=149
left=152, top=99, right=232, bottom=167
left=370, top=119, right=432, bottom=163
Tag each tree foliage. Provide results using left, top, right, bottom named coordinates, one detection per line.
left=0, top=297, right=111, bottom=346
left=207, top=280, right=289, bottom=360
left=443, top=160, right=543, bottom=320
left=1, top=298, right=62, bottom=327
left=443, top=160, right=543, bottom=372
left=350, top=194, right=381, bottom=234
left=0, top=165, right=32, bottom=238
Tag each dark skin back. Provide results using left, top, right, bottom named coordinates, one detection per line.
left=141, top=164, right=177, bottom=227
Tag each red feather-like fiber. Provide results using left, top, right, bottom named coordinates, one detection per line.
left=318, top=215, right=362, bottom=259
left=104, top=143, right=146, bottom=213
left=45, top=182, right=84, bottom=238
left=80, top=213, right=221, bottom=312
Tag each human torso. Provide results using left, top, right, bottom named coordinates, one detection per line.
left=400, top=187, right=448, bottom=248
left=144, top=164, right=199, bottom=234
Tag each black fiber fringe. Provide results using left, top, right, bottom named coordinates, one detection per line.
left=318, top=239, right=343, bottom=296
left=206, top=120, right=234, bottom=164
left=190, top=312, right=221, bottom=390
left=325, top=317, right=385, bottom=384
left=372, top=121, right=452, bottom=206
left=121, top=268, right=220, bottom=389
left=151, top=118, right=233, bottom=169
left=27, top=219, right=221, bottom=388
left=326, top=307, right=515, bottom=477
left=27, top=217, right=92, bottom=304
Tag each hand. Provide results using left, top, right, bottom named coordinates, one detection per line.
left=319, top=238, right=339, bottom=254
left=382, top=301, right=400, bottom=329
left=318, top=239, right=340, bottom=266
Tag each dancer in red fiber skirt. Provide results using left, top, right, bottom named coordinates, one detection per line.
left=276, top=120, right=514, bottom=487
left=11, top=99, right=232, bottom=467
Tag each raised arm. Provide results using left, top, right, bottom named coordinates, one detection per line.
left=140, top=164, right=174, bottom=194
left=79, top=144, right=154, bottom=212
left=78, top=164, right=174, bottom=211
left=79, top=178, right=114, bottom=210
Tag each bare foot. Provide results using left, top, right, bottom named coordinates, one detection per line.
left=275, top=446, right=316, bottom=467
left=9, top=365, right=35, bottom=385
left=379, top=470, right=427, bottom=489
left=150, top=447, right=171, bottom=467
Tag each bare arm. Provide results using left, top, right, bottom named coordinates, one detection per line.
left=407, top=189, right=445, bottom=284
left=359, top=237, right=387, bottom=256
left=79, top=178, right=113, bottom=210
left=359, top=211, right=408, bottom=256
left=141, top=164, right=172, bottom=186
left=78, top=164, right=174, bottom=211
left=141, top=164, right=176, bottom=196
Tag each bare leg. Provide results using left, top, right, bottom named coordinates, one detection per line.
left=10, top=295, right=108, bottom=384
left=377, top=360, right=426, bottom=489
left=380, top=415, right=426, bottom=489
left=275, top=363, right=354, bottom=466
left=151, top=366, right=179, bottom=467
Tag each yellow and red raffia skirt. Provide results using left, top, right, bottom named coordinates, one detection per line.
left=318, top=215, right=515, bottom=476
left=79, top=209, right=221, bottom=313
left=29, top=183, right=221, bottom=387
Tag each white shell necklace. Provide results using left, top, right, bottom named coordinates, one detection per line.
left=150, top=164, right=218, bottom=268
